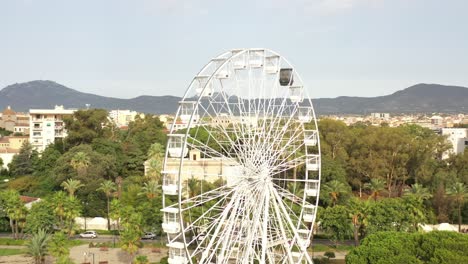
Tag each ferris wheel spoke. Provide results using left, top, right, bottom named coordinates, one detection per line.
left=270, top=155, right=306, bottom=177
left=180, top=185, right=234, bottom=211
left=270, top=184, right=313, bottom=263
left=197, top=103, right=247, bottom=161
left=163, top=49, right=319, bottom=264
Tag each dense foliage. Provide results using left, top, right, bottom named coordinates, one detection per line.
left=346, top=231, right=468, bottom=264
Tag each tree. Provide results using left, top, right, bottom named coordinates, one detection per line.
left=119, top=205, right=144, bottom=261
left=8, top=141, right=37, bottom=176
left=26, top=229, right=50, bottom=264
left=48, top=232, right=72, bottom=264
left=63, top=109, right=111, bottom=149
left=124, top=114, right=167, bottom=153
left=321, top=180, right=350, bottom=206
left=0, top=189, right=27, bottom=239
left=365, top=198, right=415, bottom=235
left=97, top=180, right=116, bottom=230
left=446, top=182, right=467, bottom=232
left=70, top=152, right=90, bottom=177
left=26, top=201, right=55, bottom=234
left=146, top=142, right=164, bottom=181
left=60, top=179, right=84, bottom=197
left=318, top=205, right=352, bottom=247
left=348, top=198, right=369, bottom=246
left=404, top=183, right=432, bottom=202
left=364, top=179, right=385, bottom=201
left=51, top=192, right=82, bottom=236
left=140, top=180, right=161, bottom=199
left=186, top=178, right=200, bottom=198
left=346, top=231, right=468, bottom=264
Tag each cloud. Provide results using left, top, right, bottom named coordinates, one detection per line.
left=269, top=0, right=383, bottom=16
left=140, top=0, right=212, bottom=15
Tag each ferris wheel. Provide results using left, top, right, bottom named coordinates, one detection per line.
left=161, top=48, right=321, bottom=264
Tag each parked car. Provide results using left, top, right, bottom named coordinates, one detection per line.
left=141, top=232, right=156, bottom=240
left=79, top=231, right=98, bottom=238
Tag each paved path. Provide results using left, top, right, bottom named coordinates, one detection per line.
left=69, top=244, right=168, bottom=264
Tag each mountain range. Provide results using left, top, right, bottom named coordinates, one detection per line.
left=0, top=80, right=467, bottom=114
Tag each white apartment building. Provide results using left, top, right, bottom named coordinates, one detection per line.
left=371, top=113, right=390, bottom=119
left=29, top=105, right=75, bottom=152
left=109, top=109, right=141, bottom=127
left=442, top=128, right=468, bottom=159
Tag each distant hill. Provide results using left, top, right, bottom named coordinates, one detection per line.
left=0, top=81, right=467, bottom=114
left=0, top=80, right=180, bottom=114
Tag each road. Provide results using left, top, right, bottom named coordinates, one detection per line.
left=1, top=232, right=353, bottom=246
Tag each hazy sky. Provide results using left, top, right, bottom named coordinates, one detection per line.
left=1, top=0, right=467, bottom=99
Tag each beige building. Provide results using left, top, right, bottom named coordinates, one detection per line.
left=109, top=109, right=143, bottom=127
left=0, top=136, right=28, bottom=169
left=0, top=106, right=30, bottom=134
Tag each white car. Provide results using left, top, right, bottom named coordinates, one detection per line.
left=79, top=231, right=98, bottom=238
left=141, top=232, right=156, bottom=240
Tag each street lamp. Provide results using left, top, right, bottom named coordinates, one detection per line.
left=82, top=201, right=89, bottom=231
left=83, top=252, right=95, bottom=264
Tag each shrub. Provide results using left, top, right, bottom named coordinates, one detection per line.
left=324, top=251, right=336, bottom=259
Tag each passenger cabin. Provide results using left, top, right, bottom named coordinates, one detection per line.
left=265, top=55, right=279, bottom=74
left=249, top=49, right=264, bottom=68
left=297, top=107, right=313, bottom=123
left=212, top=58, right=229, bottom=79
left=279, top=68, right=293, bottom=86
left=178, top=101, right=198, bottom=124
left=231, top=49, right=246, bottom=69
left=167, top=242, right=188, bottom=264
left=306, top=154, right=320, bottom=171
left=161, top=207, right=180, bottom=234
left=303, top=130, right=318, bottom=146
left=305, top=180, right=319, bottom=197
left=303, top=205, right=316, bottom=222
left=195, top=76, right=212, bottom=97
left=297, top=229, right=311, bottom=248
left=167, top=134, right=188, bottom=158
left=289, top=86, right=303, bottom=103
left=162, top=171, right=179, bottom=195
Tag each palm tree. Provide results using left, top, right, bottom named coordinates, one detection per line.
left=322, top=180, right=350, bottom=206
left=70, top=151, right=90, bottom=177
left=60, top=179, right=84, bottom=197
left=186, top=178, right=200, bottom=198
left=147, top=143, right=164, bottom=181
left=446, top=182, right=467, bottom=232
left=140, top=180, right=161, bottom=200
left=364, top=179, right=385, bottom=201
left=404, top=183, right=432, bottom=202
left=98, top=180, right=117, bottom=230
left=26, top=229, right=50, bottom=264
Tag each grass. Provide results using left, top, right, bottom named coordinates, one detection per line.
left=64, top=239, right=86, bottom=247
left=0, top=248, right=26, bottom=256
left=0, top=238, right=26, bottom=245
left=77, top=229, right=119, bottom=235
left=311, top=244, right=354, bottom=252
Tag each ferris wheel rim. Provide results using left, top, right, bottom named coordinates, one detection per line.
left=162, top=48, right=321, bottom=264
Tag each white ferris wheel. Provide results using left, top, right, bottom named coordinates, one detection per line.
left=161, top=48, right=321, bottom=264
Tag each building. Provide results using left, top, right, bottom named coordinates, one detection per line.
left=370, top=113, right=390, bottom=119
left=0, top=136, right=29, bottom=169
left=442, top=128, right=468, bottom=159
left=29, top=105, right=75, bottom=152
left=109, top=109, right=142, bottom=127
left=0, top=106, right=30, bottom=134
